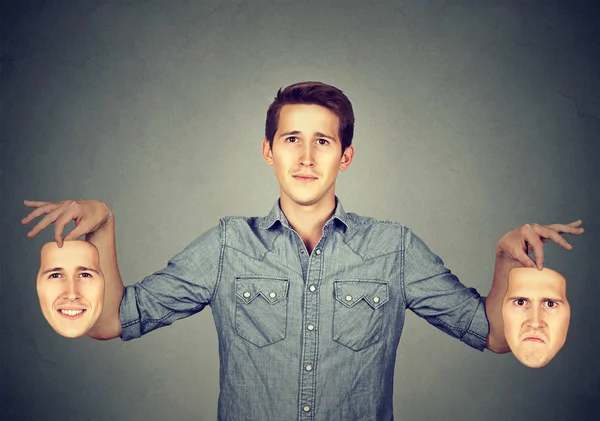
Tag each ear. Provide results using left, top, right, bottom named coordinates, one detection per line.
left=262, top=139, right=273, bottom=165
left=339, top=145, right=354, bottom=171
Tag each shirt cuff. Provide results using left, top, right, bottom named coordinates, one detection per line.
left=119, top=285, right=142, bottom=341
left=462, top=296, right=490, bottom=352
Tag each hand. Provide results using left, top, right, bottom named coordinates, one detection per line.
left=496, top=220, right=584, bottom=270
left=21, top=200, right=111, bottom=247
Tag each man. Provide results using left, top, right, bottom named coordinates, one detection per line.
left=22, top=82, right=584, bottom=420
left=36, top=240, right=105, bottom=338
left=502, top=266, right=570, bottom=368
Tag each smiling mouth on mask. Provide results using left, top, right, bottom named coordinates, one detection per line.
left=57, top=309, right=87, bottom=319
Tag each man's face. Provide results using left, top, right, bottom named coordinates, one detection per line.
left=502, top=267, right=570, bottom=368
left=262, top=104, right=354, bottom=208
left=36, top=240, right=105, bottom=338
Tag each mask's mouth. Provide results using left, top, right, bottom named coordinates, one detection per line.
left=57, top=309, right=87, bottom=319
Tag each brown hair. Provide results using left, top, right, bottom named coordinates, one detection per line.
left=265, top=81, right=355, bottom=153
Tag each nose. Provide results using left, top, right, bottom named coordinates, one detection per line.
left=299, top=143, right=315, bottom=167
left=63, top=279, right=80, bottom=301
left=527, top=306, right=546, bottom=329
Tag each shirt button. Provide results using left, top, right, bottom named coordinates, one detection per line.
left=315, top=249, right=321, bottom=255
left=307, top=324, right=315, bottom=331
left=373, top=296, right=380, bottom=303
left=243, top=292, right=251, bottom=298
left=345, top=295, right=353, bottom=301
left=269, top=292, right=277, bottom=298
left=305, top=364, right=313, bottom=371
left=303, top=405, right=311, bottom=412
left=309, top=285, right=316, bottom=292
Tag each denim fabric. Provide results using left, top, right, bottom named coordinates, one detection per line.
left=120, top=199, right=489, bottom=421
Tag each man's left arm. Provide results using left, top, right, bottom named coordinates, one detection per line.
left=485, top=220, right=584, bottom=353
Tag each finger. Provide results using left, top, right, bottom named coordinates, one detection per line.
left=64, top=226, right=85, bottom=242
left=53, top=203, right=77, bottom=247
left=545, top=221, right=584, bottom=235
left=526, top=232, right=546, bottom=270
left=519, top=224, right=545, bottom=269
left=24, top=200, right=51, bottom=208
left=512, top=240, right=538, bottom=269
left=26, top=204, right=68, bottom=238
left=22, top=203, right=62, bottom=224
left=533, top=225, right=573, bottom=250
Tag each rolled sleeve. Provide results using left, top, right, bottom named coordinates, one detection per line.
left=402, top=228, right=490, bottom=351
left=119, top=224, right=223, bottom=341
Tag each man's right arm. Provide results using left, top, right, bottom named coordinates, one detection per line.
left=85, top=214, right=124, bottom=340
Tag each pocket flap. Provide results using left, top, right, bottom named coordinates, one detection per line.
left=334, top=280, right=389, bottom=309
left=236, top=277, right=289, bottom=305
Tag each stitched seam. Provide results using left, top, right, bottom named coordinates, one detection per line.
left=400, top=226, right=408, bottom=307
left=210, top=218, right=227, bottom=304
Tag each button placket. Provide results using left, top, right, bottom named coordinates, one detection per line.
left=299, top=239, right=326, bottom=419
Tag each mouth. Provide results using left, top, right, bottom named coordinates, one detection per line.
left=522, top=336, right=545, bottom=343
left=57, top=309, right=87, bottom=320
left=293, top=175, right=318, bottom=182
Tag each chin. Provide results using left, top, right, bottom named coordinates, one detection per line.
left=285, top=192, right=321, bottom=206
left=517, top=351, right=552, bottom=368
left=53, top=320, right=93, bottom=339
left=521, top=358, right=550, bottom=368
left=55, top=328, right=87, bottom=339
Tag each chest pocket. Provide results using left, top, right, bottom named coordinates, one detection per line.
left=235, top=276, right=290, bottom=348
left=333, top=280, right=389, bottom=351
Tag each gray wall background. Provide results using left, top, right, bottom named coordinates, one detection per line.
left=1, top=0, right=598, bottom=420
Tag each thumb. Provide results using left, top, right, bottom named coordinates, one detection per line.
left=64, top=228, right=85, bottom=242
left=511, top=248, right=537, bottom=269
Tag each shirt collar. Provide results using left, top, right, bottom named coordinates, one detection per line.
left=259, top=197, right=350, bottom=232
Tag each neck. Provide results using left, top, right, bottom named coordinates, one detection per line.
left=279, top=194, right=336, bottom=253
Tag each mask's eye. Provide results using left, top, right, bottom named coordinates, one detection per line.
left=286, top=136, right=298, bottom=143
left=49, top=273, right=62, bottom=279
left=514, top=298, right=527, bottom=306
left=317, top=138, right=329, bottom=145
left=545, top=300, right=558, bottom=308
left=80, top=272, right=93, bottom=278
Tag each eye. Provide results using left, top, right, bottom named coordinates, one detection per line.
left=286, top=136, right=298, bottom=143
left=513, top=299, right=527, bottom=306
left=49, top=273, right=62, bottom=279
left=545, top=300, right=558, bottom=308
left=317, top=138, right=329, bottom=145
left=79, top=272, right=93, bottom=278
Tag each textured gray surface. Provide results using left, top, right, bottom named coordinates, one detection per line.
left=2, top=1, right=599, bottom=420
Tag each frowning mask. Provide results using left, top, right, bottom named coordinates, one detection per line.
left=502, top=267, right=570, bottom=368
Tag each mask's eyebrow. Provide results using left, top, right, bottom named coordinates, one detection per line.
left=505, top=296, right=565, bottom=304
left=542, top=298, right=565, bottom=304
left=40, top=266, right=100, bottom=275
left=505, top=296, right=529, bottom=302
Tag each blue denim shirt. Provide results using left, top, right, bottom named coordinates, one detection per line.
left=120, top=199, right=489, bottom=421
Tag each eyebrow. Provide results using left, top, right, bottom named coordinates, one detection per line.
left=40, top=266, right=100, bottom=276
left=505, top=296, right=565, bottom=304
left=278, top=131, right=337, bottom=142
